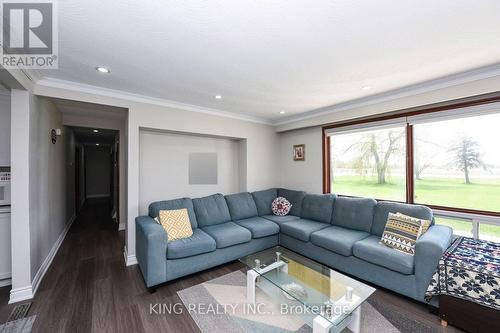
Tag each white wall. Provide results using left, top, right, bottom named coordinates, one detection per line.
left=0, top=94, right=11, bottom=166
left=10, top=91, right=77, bottom=303
left=139, top=130, right=243, bottom=214
left=85, top=145, right=111, bottom=198
left=238, top=139, right=248, bottom=191
left=127, top=103, right=279, bottom=264
left=10, top=90, right=33, bottom=302
left=279, top=127, right=323, bottom=193
left=29, top=97, right=74, bottom=282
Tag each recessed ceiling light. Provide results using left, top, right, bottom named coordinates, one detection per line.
left=93, top=129, right=99, bottom=133
left=215, top=95, right=222, bottom=99
left=279, top=111, right=286, bottom=114
left=96, top=143, right=100, bottom=146
left=96, top=67, right=110, bottom=73
left=362, top=86, right=372, bottom=90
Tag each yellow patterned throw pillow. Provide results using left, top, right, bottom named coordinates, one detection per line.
left=380, top=212, right=430, bottom=255
left=157, top=208, right=193, bottom=241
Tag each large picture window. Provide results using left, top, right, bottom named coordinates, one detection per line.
left=323, top=98, right=500, bottom=221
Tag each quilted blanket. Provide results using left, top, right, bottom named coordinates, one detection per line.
left=425, top=236, right=500, bottom=310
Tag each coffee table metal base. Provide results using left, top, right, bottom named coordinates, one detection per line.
left=312, top=307, right=360, bottom=333
left=246, top=268, right=361, bottom=333
left=246, top=261, right=286, bottom=303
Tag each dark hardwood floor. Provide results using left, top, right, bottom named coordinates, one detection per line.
left=0, top=199, right=463, bottom=333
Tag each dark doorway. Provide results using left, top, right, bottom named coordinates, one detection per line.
left=74, top=145, right=83, bottom=213
left=70, top=126, right=120, bottom=227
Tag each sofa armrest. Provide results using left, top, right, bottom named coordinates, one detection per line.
left=136, top=216, right=168, bottom=287
left=414, top=225, right=453, bottom=298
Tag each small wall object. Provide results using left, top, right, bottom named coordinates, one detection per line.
left=293, top=144, right=305, bottom=161
left=189, top=152, right=218, bottom=184
left=51, top=128, right=62, bottom=144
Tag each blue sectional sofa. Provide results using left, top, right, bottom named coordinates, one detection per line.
left=136, top=188, right=453, bottom=303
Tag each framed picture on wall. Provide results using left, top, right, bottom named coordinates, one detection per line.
left=293, top=144, right=305, bottom=161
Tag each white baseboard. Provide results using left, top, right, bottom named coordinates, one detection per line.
left=26, top=214, right=76, bottom=301
left=9, top=285, right=33, bottom=304
left=86, top=194, right=110, bottom=199
left=0, top=272, right=11, bottom=280
left=0, top=278, right=11, bottom=287
left=123, top=246, right=138, bottom=266
left=118, top=221, right=125, bottom=231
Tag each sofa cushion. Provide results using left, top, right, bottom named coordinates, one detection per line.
left=235, top=217, right=280, bottom=238
left=372, top=201, right=433, bottom=237
left=167, top=229, right=216, bottom=259
left=310, top=226, right=370, bottom=256
left=353, top=235, right=414, bottom=275
left=301, top=194, right=336, bottom=223
left=225, top=192, right=258, bottom=221
left=262, top=215, right=301, bottom=225
left=193, top=194, right=232, bottom=227
left=149, top=197, right=198, bottom=228
left=278, top=188, right=306, bottom=216
left=202, top=222, right=252, bottom=248
left=279, top=219, right=330, bottom=242
left=251, top=189, right=278, bottom=216
left=332, top=197, right=377, bottom=232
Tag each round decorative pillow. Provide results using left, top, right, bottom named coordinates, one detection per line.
left=272, top=197, right=292, bottom=216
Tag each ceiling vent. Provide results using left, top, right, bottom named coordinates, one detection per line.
left=20, top=69, right=34, bottom=82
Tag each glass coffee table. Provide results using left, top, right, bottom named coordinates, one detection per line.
left=239, top=246, right=375, bottom=333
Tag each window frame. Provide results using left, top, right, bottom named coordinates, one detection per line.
left=322, top=93, right=500, bottom=218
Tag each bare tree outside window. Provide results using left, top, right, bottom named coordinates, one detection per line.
left=413, top=114, right=500, bottom=215
left=329, top=112, right=500, bottom=241
left=330, top=126, right=406, bottom=201
left=345, top=131, right=404, bottom=184
left=448, top=136, right=489, bottom=184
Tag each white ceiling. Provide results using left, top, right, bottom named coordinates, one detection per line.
left=70, top=126, right=118, bottom=145
left=40, top=0, right=500, bottom=122
left=52, top=98, right=127, bottom=120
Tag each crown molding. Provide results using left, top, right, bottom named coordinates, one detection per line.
left=35, top=77, right=273, bottom=125
left=273, top=63, right=500, bottom=127
left=33, top=62, right=500, bottom=129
